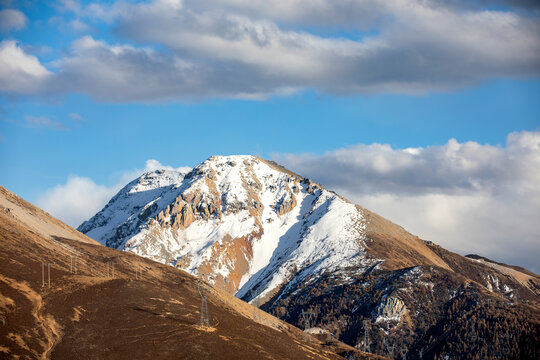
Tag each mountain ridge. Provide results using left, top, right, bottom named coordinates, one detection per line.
left=79, top=155, right=467, bottom=300
left=1, top=185, right=379, bottom=359
left=78, top=155, right=540, bottom=359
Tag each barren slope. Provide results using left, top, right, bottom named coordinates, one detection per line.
left=0, top=187, right=383, bottom=360
left=76, top=156, right=540, bottom=359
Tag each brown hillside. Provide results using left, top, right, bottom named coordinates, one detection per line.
left=0, top=187, right=382, bottom=360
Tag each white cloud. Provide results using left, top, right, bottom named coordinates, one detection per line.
left=2, top=0, right=539, bottom=100
left=275, top=131, right=540, bottom=272
left=0, top=9, right=27, bottom=32
left=0, top=40, right=50, bottom=93
left=68, top=112, right=84, bottom=122
left=36, top=176, right=119, bottom=228
left=69, top=18, right=90, bottom=32
left=36, top=159, right=191, bottom=228
left=25, top=115, right=67, bottom=130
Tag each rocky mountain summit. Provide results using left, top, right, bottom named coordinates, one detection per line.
left=79, top=155, right=540, bottom=359
left=79, top=155, right=374, bottom=300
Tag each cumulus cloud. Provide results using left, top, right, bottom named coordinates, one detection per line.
left=0, top=9, right=27, bottom=32
left=0, top=40, right=50, bottom=93
left=275, top=131, right=540, bottom=272
left=36, top=176, right=119, bottom=228
left=36, top=159, right=191, bottom=227
left=2, top=0, right=540, bottom=100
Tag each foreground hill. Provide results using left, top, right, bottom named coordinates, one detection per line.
left=79, top=155, right=540, bottom=359
left=0, top=186, right=384, bottom=359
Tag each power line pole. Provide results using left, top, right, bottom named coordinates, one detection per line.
left=197, top=281, right=210, bottom=328
left=253, top=305, right=261, bottom=323
left=363, top=320, right=371, bottom=353
left=301, top=310, right=314, bottom=330
left=70, top=254, right=78, bottom=274
left=400, top=347, right=407, bottom=360
left=42, top=263, right=51, bottom=288
left=105, top=260, right=115, bottom=278
left=135, top=265, right=143, bottom=280
left=301, top=310, right=315, bottom=343
left=470, top=318, right=477, bottom=341
left=386, top=343, right=395, bottom=359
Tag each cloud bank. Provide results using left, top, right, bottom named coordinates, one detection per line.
left=275, top=131, right=540, bottom=272
left=1, top=0, right=539, bottom=100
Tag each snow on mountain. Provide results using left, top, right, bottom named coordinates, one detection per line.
left=78, top=155, right=540, bottom=359
left=78, top=155, right=378, bottom=302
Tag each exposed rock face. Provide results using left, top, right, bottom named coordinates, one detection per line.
left=375, top=296, right=407, bottom=322
left=79, top=155, right=367, bottom=301
left=0, top=186, right=362, bottom=360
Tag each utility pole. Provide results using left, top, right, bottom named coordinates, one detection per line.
left=253, top=305, right=260, bottom=323
left=400, top=347, right=407, bottom=360
left=197, top=281, right=210, bottom=328
left=42, top=263, right=51, bottom=288
left=386, top=343, right=395, bottom=359
left=470, top=318, right=477, bottom=341
left=105, top=260, right=115, bottom=278
left=301, top=310, right=315, bottom=330
left=301, top=310, right=315, bottom=343
left=70, top=254, right=78, bottom=274
left=135, top=265, right=143, bottom=280
left=363, top=320, right=371, bottom=353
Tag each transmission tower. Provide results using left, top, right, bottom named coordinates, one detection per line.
left=70, top=254, right=77, bottom=274
left=386, top=343, right=395, bottom=359
left=301, top=310, right=315, bottom=343
left=41, top=263, right=51, bottom=288
left=197, top=281, right=210, bottom=328
left=301, top=310, right=315, bottom=330
left=363, top=320, right=371, bottom=353
left=400, top=347, right=407, bottom=360
left=135, top=265, right=143, bottom=280
left=253, top=305, right=261, bottom=323
left=470, top=318, right=477, bottom=341
left=105, top=260, right=115, bottom=278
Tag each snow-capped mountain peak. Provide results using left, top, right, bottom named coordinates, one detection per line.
left=79, top=155, right=373, bottom=301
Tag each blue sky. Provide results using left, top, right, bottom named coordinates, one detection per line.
left=1, top=0, right=539, bottom=270
left=2, top=80, right=539, bottom=199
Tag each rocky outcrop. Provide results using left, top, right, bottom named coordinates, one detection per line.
left=375, top=296, right=408, bottom=322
